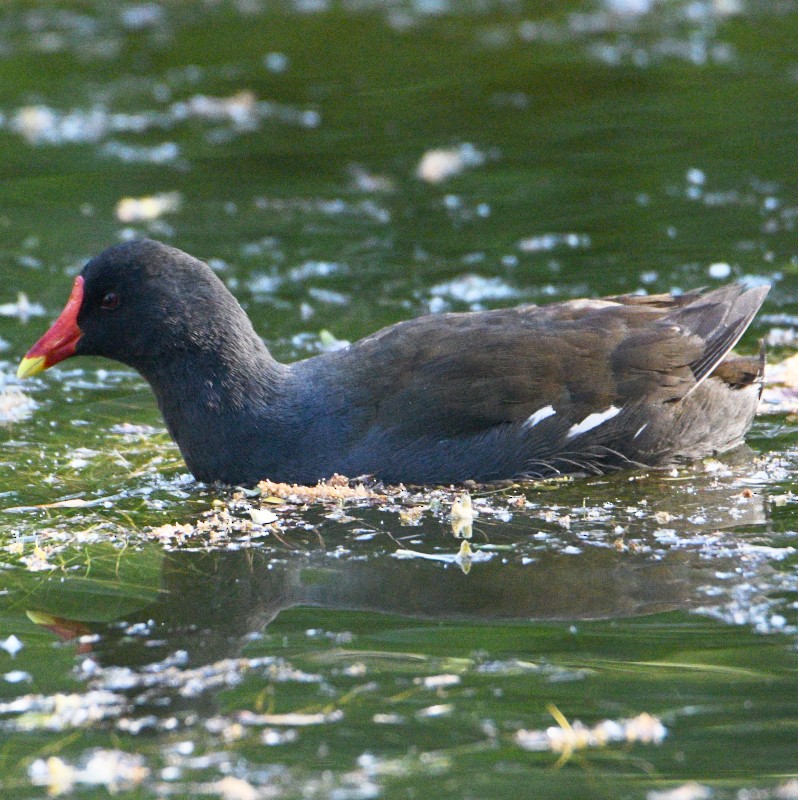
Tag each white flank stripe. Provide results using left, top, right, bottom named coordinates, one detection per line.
left=522, top=404, right=556, bottom=430
left=566, top=405, right=621, bottom=439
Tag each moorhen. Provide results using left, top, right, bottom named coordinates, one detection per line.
left=17, top=240, right=768, bottom=486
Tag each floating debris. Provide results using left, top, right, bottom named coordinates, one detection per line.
left=248, top=508, right=278, bottom=525
left=115, top=191, right=182, bottom=222
left=3, top=671, right=32, bottom=684
left=264, top=51, right=290, bottom=73
left=399, top=505, right=424, bottom=525
left=766, top=327, right=798, bottom=347
left=212, top=776, right=261, bottom=800
left=516, top=706, right=666, bottom=763
left=154, top=775, right=286, bottom=799
left=418, top=674, right=461, bottom=689
left=109, top=422, right=163, bottom=436
left=707, top=261, right=732, bottom=279
left=415, top=703, right=453, bottom=718
left=647, top=783, right=711, bottom=800
left=0, top=690, right=126, bottom=731
left=170, top=90, right=256, bottom=125
left=80, top=654, right=312, bottom=699
left=235, top=710, right=343, bottom=726
left=4, top=493, right=124, bottom=512
left=10, top=105, right=108, bottom=145
left=372, top=712, right=404, bottom=724
left=28, top=756, right=76, bottom=797
left=429, top=274, right=518, bottom=306
left=763, top=353, right=798, bottom=386
left=518, top=233, right=591, bottom=253
left=119, top=3, right=164, bottom=30
left=29, top=750, right=149, bottom=796
left=101, top=140, right=180, bottom=164
left=307, top=290, right=349, bottom=308
left=760, top=353, right=798, bottom=414
left=147, top=518, right=194, bottom=543
left=0, top=387, right=36, bottom=423
left=316, top=328, right=351, bottom=351
left=289, top=260, right=346, bottom=281
left=0, top=292, right=45, bottom=321
left=775, top=780, right=798, bottom=800
left=348, top=163, right=395, bottom=193
left=0, top=635, right=23, bottom=657
left=6, top=94, right=319, bottom=149
left=246, top=273, right=282, bottom=295
left=257, top=475, right=379, bottom=504
left=451, top=492, right=477, bottom=538
left=416, top=143, right=486, bottom=184
left=393, top=539, right=493, bottom=575
left=19, top=544, right=55, bottom=572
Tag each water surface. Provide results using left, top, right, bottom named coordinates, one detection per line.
left=1, top=2, right=798, bottom=798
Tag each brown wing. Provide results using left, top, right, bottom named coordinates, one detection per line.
left=340, top=284, right=767, bottom=439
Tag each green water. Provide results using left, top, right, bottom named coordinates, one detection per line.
left=0, top=1, right=797, bottom=797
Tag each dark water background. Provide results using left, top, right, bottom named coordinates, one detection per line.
left=0, top=1, right=797, bottom=797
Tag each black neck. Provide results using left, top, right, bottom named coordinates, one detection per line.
left=140, top=339, right=292, bottom=484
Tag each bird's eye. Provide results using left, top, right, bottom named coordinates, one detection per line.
left=101, top=292, right=120, bottom=310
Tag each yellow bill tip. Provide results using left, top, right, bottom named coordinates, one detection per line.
left=17, top=355, right=46, bottom=380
